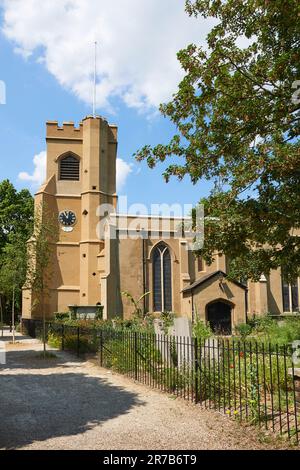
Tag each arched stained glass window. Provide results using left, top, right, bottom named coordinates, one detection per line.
left=152, top=243, right=172, bottom=312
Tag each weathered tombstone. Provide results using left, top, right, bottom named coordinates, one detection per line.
left=153, top=319, right=170, bottom=363
left=169, top=317, right=192, bottom=337
left=201, top=337, right=222, bottom=362
left=154, top=317, right=193, bottom=368
left=169, top=317, right=193, bottom=368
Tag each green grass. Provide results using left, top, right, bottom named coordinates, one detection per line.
left=234, top=316, right=300, bottom=346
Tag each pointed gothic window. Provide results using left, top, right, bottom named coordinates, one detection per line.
left=59, top=154, right=80, bottom=180
left=153, top=243, right=172, bottom=312
left=282, top=276, right=299, bottom=312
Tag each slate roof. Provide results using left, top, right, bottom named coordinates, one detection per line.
left=181, top=270, right=247, bottom=293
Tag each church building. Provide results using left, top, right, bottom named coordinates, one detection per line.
left=22, top=116, right=300, bottom=334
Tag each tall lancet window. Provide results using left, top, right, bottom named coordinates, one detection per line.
left=59, top=154, right=80, bottom=181
left=282, top=276, right=299, bottom=312
left=153, top=243, right=172, bottom=312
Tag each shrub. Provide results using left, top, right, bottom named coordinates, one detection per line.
left=64, top=334, right=94, bottom=353
left=193, top=318, right=212, bottom=341
left=248, top=315, right=300, bottom=346
left=95, top=305, right=103, bottom=320
left=235, top=323, right=252, bottom=339
left=101, top=331, right=162, bottom=375
left=260, top=318, right=300, bottom=346
left=111, top=315, right=155, bottom=333
left=54, top=315, right=156, bottom=333
left=250, top=315, right=276, bottom=333
left=54, top=312, right=70, bottom=321
left=159, top=311, right=175, bottom=334
left=47, top=332, right=61, bottom=349
left=154, top=366, right=188, bottom=392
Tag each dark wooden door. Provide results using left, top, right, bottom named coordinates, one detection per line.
left=207, top=301, right=232, bottom=335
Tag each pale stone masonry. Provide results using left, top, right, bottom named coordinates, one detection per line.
left=22, top=116, right=300, bottom=333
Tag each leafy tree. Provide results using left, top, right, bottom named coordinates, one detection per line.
left=0, top=234, right=27, bottom=340
left=0, top=180, right=33, bottom=323
left=24, top=203, right=58, bottom=355
left=0, top=179, right=33, bottom=253
left=136, top=0, right=300, bottom=281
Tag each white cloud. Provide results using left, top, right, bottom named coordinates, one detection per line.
left=116, top=158, right=132, bottom=191
left=1, top=0, right=215, bottom=112
left=18, top=150, right=132, bottom=190
left=18, top=150, right=46, bottom=187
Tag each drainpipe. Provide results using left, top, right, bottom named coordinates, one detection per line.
left=191, top=288, right=195, bottom=324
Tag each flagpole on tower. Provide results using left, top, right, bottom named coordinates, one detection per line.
left=93, top=40, right=97, bottom=117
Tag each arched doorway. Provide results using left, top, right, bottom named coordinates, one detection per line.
left=206, top=301, right=232, bottom=335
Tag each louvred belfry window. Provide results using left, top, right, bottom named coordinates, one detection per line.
left=153, top=243, right=172, bottom=312
left=59, top=154, right=80, bottom=180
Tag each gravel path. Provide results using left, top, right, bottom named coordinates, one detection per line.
left=0, top=331, right=292, bottom=450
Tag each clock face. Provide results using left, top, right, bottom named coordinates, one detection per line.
left=58, top=210, right=76, bottom=227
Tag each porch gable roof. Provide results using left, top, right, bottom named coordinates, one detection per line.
left=181, top=270, right=247, bottom=293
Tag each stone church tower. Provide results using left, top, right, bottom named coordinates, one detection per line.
left=22, top=116, right=118, bottom=319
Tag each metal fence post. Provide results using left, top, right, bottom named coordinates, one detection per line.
left=134, top=331, right=138, bottom=381
left=194, top=337, right=199, bottom=403
left=77, top=326, right=80, bottom=357
left=61, top=324, right=65, bottom=351
left=99, top=330, right=103, bottom=367
left=291, top=366, right=300, bottom=443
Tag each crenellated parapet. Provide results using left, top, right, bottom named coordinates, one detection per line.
left=46, top=117, right=118, bottom=142
left=46, top=121, right=83, bottom=140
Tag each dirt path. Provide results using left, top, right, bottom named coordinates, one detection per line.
left=0, top=331, right=291, bottom=450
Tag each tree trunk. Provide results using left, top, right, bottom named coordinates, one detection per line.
left=0, top=295, right=3, bottom=337
left=12, top=285, right=15, bottom=343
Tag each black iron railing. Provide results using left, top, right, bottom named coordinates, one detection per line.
left=27, top=320, right=300, bottom=443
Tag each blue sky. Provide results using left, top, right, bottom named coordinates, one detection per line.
left=0, top=1, right=214, bottom=215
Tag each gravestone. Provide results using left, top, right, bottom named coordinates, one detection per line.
left=154, top=317, right=193, bottom=367
left=201, top=338, right=222, bottom=362
left=153, top=319, right=170, bottom=363
left=170, top=317, right=193, bottom=367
